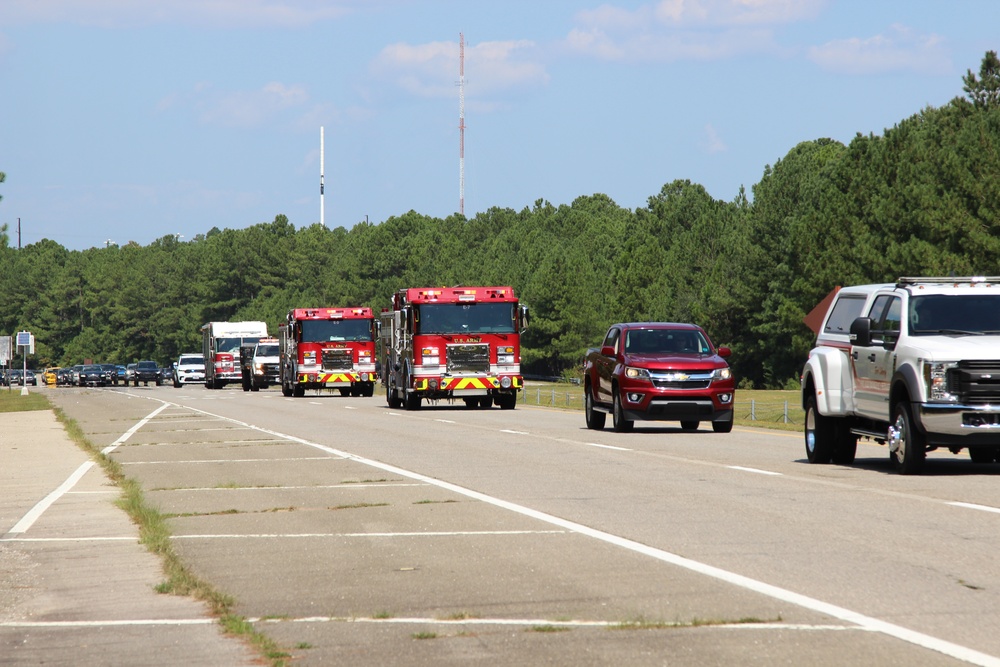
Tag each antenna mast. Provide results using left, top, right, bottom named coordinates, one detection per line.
left=458, top=32, right=465, bottom=217
left=320, top=126, right=325, bottom=227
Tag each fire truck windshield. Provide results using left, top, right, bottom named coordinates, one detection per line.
left=301, top=319, right=373, bottom=342
left=215, top=337, right=261, bottom=354
left=417, top=303, right=516, bottom=334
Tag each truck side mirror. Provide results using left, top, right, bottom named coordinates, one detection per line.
left=717, top=346, right=731, bottom=358
left=850, top=317, right=872, bottom=347
left=601, top=345, right=616, bottom=356
left=519, top=305, right=530, bottom=332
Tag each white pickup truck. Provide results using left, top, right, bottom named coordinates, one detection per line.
left=800, top=276, right=1000, bottom=474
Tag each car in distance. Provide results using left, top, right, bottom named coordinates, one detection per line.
left=173, top=353, right=206, bottom=387
left=79, top=364, right=107, bottom=387
left=133, top=360, right=162, bottom=386
left=584, top=322, right=735, bottom=433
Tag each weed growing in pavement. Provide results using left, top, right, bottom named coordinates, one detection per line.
left=411, top=632, right=437, bottom=640
left=413, top=499, right=458, bottom=505
left=50, top=405, right=293, bottom=667
left=328, top=502, right=390, bottom=511
left=611, top=614, right=781, bottom=630
left=528, top=625, right=571, bottom=633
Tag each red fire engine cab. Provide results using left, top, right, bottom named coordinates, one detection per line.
left=278, top=307, right=378, bottom=397
left=380, top=286, right=529, bottom=410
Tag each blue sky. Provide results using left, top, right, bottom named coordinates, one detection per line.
left=1, top=0, right=997, bottom=250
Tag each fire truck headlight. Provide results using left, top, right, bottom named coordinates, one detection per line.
left=500, top=376, right=512, bottom=389
left=303, top=351, right=317, bottom=364
left=497, top=346, right=515, bottom=364
left=421, top=347, right=439, bottom=366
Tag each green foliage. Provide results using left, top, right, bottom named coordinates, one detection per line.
left=2, top=54, right=999, bottom=386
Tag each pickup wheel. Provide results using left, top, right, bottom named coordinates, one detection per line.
left=585, top=386, right=606, bottom=430
left=831, top=426, right=858, bottom=464
left=889, top=401, right=926, bottom=475
left=967, top=446, right=998, bottom=463
left=681, top=420, right=699, bottom=431
left=612, top=390, right=634, bottom=433
left=712, top=418, right=733, bottom=434
left=804, top=395, right=834, bottom=464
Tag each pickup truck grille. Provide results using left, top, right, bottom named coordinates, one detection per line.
left=447, top=343, right=490, bottom=374
left=322, top=348, right=353, bottom=371
left=652, top=379, right=711, bottom=390
left=951, top=360, right=1000, bottom=402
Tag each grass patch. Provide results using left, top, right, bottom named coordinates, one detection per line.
left=528, top=625, right=570, bottom=633
left=411, top=632, right=437, bottom=640
left=50, top=405, right=292, bottom=667
left=0, top=389, right=51, bottom=412
left=611, top=614, right=780, bottom=630
left=372, top=610, right=393, bottom=619
left=329, top=502, right=389, bottom=511
left=413, top=499, right=458, bottom=505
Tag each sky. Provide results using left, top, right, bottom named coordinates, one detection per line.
left=1, top=0, right=998, bottom=251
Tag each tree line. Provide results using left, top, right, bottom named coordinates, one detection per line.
left=2, top=53, right=999, bottom=388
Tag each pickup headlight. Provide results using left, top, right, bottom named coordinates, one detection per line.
left=625, top=366, right=651, bottom=380
left=711, top=367, right=732, bottom=381
left=923, top=361, right=958, bottom=402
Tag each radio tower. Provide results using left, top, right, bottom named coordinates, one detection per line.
left=458, top=32, right=465, bottom=217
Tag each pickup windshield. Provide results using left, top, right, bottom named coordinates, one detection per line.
left=623, top=328, right=711, bottom=355
left=910, top=295, right=1000, bottom=335
left=416, top=303, right=516, bottom=334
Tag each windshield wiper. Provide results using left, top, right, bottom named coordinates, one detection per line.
left=919, top=329, right=984, bottom=335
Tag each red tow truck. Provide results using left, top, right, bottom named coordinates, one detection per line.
left=380, top=286, right=529, bottom=410
left=278, top=307, right=378, bottom=397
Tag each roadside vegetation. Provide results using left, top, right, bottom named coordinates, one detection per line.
left=2, top=53, right=999, bottom=390
left=49, top=405, right=293, bottom=666
left=0, top=389, right=49, bottom=412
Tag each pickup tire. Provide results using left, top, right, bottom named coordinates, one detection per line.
left=889, top=401, right=926, bottom=475
left=612, top=389, right=634, bottom=433
left=712, top=418, right=733, bottom=434
left=585, top=386, right=606, bottom=430
left=804, top=395, right=834, bottom=464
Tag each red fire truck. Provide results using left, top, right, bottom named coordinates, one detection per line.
left=200, top=321, right=269, bottom=389
left=381, top=286, right=529, bottom=410
left=278, top=307, right=378, bottom=397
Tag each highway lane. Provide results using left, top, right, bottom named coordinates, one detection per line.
left=45, top=385, right=1000, bottom=666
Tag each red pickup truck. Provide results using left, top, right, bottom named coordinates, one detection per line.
left=583, top=322, right=735, bottom=433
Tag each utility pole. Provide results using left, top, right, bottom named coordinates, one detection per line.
left=320, top=126, right=326, bottom=228
left=458, top=33, right=465, bottom=217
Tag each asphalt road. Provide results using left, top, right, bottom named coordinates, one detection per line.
left=23, top=384, right=1000, bottom=665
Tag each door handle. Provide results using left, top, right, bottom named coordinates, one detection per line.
left=868, top=354, right=876, bottom=362
left=852, top=351, right=858, bottom=360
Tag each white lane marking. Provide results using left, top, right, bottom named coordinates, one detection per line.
left=123, top=396, right=1000, bottom=667
left=171, top=530, right=566, bottom=539
left=120, top=457, right=339, bottom=465
left=7, top=404, right=168, bottom=535
left=728, top=466, right=783, bottom=476
left=500, top=429, right=528, bottom=435
left=343, top=406, right=358, bottom=410
left=1, top=536, right=137, bottom=542
left=255, top=616, right=864, bottom=631
left=165, top=483, right=428, bottom=491
left=435, top=419, right=456, bottom=424
left=0, top=619, right=215, bottom=627
left=948, top=501, right=1000, bottom=515
left=584, top=442, right=631, bottom=451
left=309, top=402, right=323, bottom=405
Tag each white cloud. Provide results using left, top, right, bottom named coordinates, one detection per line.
left=808, top=24, right=951, bottom=75
left=3, top=0, right=358, bottom=28
left=371, top=38, right=549, bottom=99
left=564, top=0, right=823, bottom=62
left=160, top=81, right=314, bottom=128
left=704, top=124, right=727, bottom=153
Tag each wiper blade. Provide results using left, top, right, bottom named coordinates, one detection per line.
left=920, top=329, right=984, bottom=335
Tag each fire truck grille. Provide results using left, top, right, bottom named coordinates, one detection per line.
left=322, top=348, right=353, bottom=371
left=447, top=343, right=490, bottom=374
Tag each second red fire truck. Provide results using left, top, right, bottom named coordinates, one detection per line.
left=380, top=286, right=529, bottom=410
left=278, top=307, right=378, bottom=397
